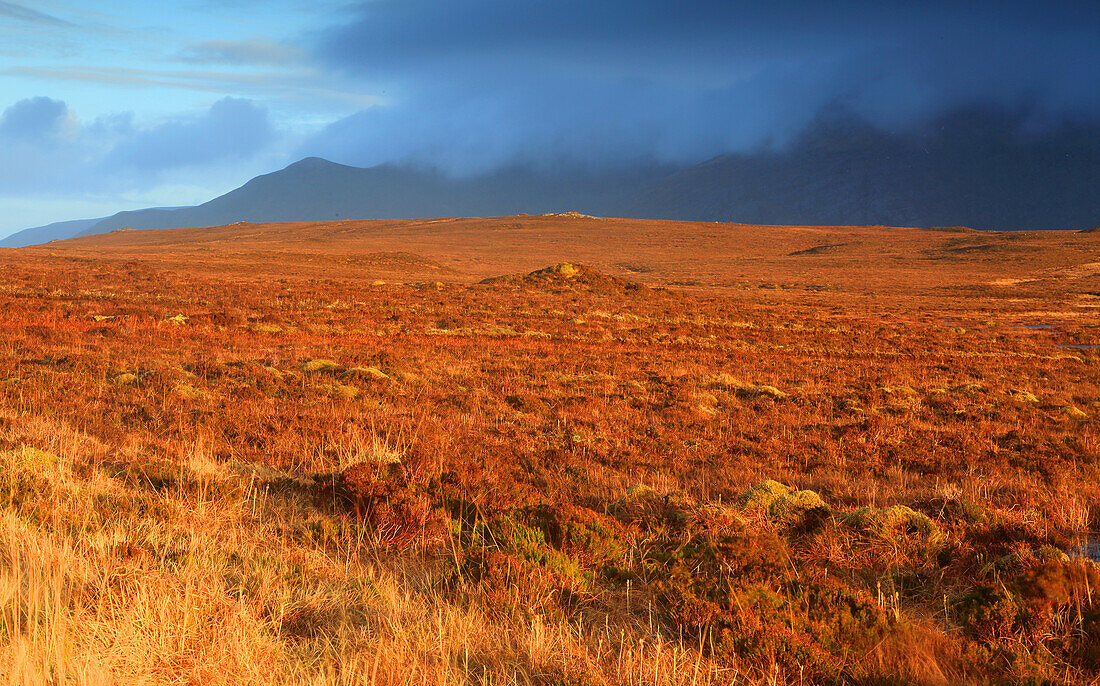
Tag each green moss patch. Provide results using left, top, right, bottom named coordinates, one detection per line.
left=842, top=505, right=944, bottom=548
left=739, top=480, right=827, bottom=527
left=315, top=382, right=360, bottom=400
left=301, top=359, right=342, bottom=374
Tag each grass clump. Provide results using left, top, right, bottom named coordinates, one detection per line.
left=754, top=385, right=788, bottom=400
left=609, top=484, right=691, bottom=526
left=1061, top=405, right=1088, bottom=420
left=0, top=445, right=59, bottom=470
left=301, top=359, right=341, bottom=374
left=739, top=480, right=827, bottom=527
left=495, top=515, right=585, bottom=585
left=174, top=383, right=212, bottom=401
left=343, top=366, right=389, bottom=380
left=951, top=383, right=986, bottom=394
left=1007, top=389, right=1040, bottom=403
left=550, top=263, right=579, bottom=278
left=842, top=505, right=944, bottom=548
left=260, top=365, right=285, bottom=379
left=315, top=382, right=359, bottom=400
left=112, top=372, right=139, bottom=386
left=705, top=375, right=788, bottom=400
left=102, top=460, right=198, bottom=494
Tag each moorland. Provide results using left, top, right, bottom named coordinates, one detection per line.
left=1, top=214, right=1098, bottom=684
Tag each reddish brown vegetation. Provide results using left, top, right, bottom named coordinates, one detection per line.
left=1, top=215, right=1098, bottom=684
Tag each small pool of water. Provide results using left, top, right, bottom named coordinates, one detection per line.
left=1024, top=324, right=1059, bottom=329
left=1067, top=533, right=1100, bottom=562
left=1056, top=344, right=1100, bottom=349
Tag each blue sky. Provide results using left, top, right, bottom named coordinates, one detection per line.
left=1, top=1, right=1097, bottom=235
left=0, top=0, right=371, bottom=232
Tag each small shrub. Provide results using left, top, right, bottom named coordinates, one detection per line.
left=957, top=585, right=1019, bottom=642
left=691, top=503, right=747, bottom=535
left=494, top=515, right=584, bottom=584
left=329, top=461, right=440, bottom=548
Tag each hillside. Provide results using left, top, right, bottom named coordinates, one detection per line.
left=79, top=158, right=671, bottom=235
left=34, top=213, right=1100, bottom=304
left=0, top=216, right=104, bottom=248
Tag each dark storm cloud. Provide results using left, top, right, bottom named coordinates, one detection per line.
left=304, top=0, right=1100, bottom=172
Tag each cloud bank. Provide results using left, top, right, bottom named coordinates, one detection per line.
left=0, top=96, right=275, bottom=194
left=301, top=0, right=1100, bottom=173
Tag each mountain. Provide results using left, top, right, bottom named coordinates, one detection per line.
left=0, top=217, right=105, bottom=248
left=5, top=105, right=1097, bottom=246
left=626, top=107, right=1100, bottom=230
left=79, top=158, right=673, bottom=236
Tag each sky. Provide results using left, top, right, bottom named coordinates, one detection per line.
left=1, top=0, right=1097, bottom=235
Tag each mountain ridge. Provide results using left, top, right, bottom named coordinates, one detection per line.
left=76, top=158, right=671, bottom=237
left=7, top=107, right=1098, bottom=245
left=1, top=217, right=105, bottom=248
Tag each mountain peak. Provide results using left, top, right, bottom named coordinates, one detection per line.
left=284, top=156, right=346, bottom=172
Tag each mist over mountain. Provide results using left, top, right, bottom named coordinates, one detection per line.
left=626, top=106, right=1100, bottom=230
left=6, top=105, right=1096, bottom=246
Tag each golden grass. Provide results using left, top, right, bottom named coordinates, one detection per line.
left=0, top=416, right=743, bottom=685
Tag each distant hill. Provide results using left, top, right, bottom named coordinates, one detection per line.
left=626, top=107, right=1100, bottom=230
left=5, top=106, right=1097, bottom=246
left=0, top=217, right=105, bottom=248
left=79, top=158, right=671, bottom=236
